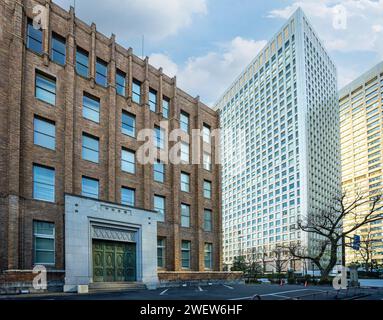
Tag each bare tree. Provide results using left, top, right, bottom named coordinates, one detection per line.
left=245, top=248, right=262, bottom=282
left=257, top=245, right=269, bottom=274
left=347, top=227, right=378, bottom=273
left=272, top=245, right=291, bottom=275
left=286, top=191, right=382, bottom=281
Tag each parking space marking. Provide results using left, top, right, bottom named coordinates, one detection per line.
left=223, top=284, right=234, bottom=290
left=261, top=289, right=325, bottom=297
left=159, top=289, right=169, bottom=296
left=198, top=286, right=204, bottom=292
left=229, top=296, right=253, bottom=300
left=229, top=288, right=325, bottom=301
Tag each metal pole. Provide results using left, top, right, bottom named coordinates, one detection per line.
left=342, top=235, right=346, bottom=267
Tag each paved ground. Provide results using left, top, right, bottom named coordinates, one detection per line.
left=1, top=284, right=383, bottom=301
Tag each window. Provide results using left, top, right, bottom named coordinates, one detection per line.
left=154, top=126, right=165, bottom=150
left=27, top=18, right=42, bottom=54
left=181, top=172, right=190, bottom=192
left=180, top=112, right=189, bottom=132
left=203, top=152, right=212, bottom=171
left=76, top=47, right=89, bottom=78
left=33, top=221, right=55, bottom=265
left=181, top=142, right=189, bottom=163
left=122, top=149, right=135, bottom=174
left=121, top=187, right=135, bottom=206
left=33, top=165, right=55, bottom=202
left=204, top=209, right=212, bottom=232
left=157, top=238, right=166, bottom=268
left=163, top=96, right=170, bottom=119
left=96, top=58, right=108, bottom=87
left=203, top=124, right=211, bottom=144
left=34, top=116, right=55, bottom=150
left=154, top=195, right=165, bottom=222
left=51, top=32, right=66, bottom=65
left=132, top=79, right=141, bottom=104
left=82, top=177, right=99, bottom=199
left=82, top=133, right=99, bottom=163
left=204, top=243, right=213, bottom=269
left=83, top=93, right=100, bottom=123
left=122, top=111, right=135, bottom=137
left=149, top=89, right=157, bottom=112
left=116, top=70, right=126, bottom=96
left=181, top=241, right=191, bottom=269
left=154, top=160, right=165, bottom=183
left=35, top=71, right=56, bottom=105
left=181, top=203, right=190, bottom=228
left=203, top=180, right=212, bottom=199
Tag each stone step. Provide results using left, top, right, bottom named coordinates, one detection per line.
left=89, top=282, right=146, bottom=293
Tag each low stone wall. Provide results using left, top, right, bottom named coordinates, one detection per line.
left=0, top=270, right=64, bottom=295
left=158, top=271, right=244, bottom=288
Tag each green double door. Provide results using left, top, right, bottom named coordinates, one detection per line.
left=93, top=240, right=136, bottom=282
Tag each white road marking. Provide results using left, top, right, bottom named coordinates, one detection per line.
left=229, top=288, right=326, bottom=300
left=159, top=289, right=169, bottom=296
left=230, top=296, right=253, bottom=301
left=223, top=284, right=234, bottom=290
left=261, top=289, right=325, bottom=297
left=198, top=286, right=204, bottom=292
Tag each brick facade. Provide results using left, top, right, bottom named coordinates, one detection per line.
left=0, top=0, right=222, bottom=279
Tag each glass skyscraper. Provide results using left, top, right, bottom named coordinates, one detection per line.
left=339, top=62, right=383, bottom=266
left=214, top=8, right=341, bottom=271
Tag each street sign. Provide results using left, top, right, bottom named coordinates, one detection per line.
left=352, top=235, right=361, bottom=250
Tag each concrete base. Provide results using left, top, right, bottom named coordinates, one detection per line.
left=63, top=285, right=76, bottom=293
left=77, top=285, right=89, bottom=294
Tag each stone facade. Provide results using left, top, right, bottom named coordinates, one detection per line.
left=0, top=0, right=222, bottom=288
left=64, top=195, right=159, bottom=291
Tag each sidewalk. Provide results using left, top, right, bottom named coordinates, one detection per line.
left=359, top=279, right=383, bottom=288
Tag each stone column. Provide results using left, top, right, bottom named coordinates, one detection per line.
left=7, top=0, right=24, bottom=270
left=214, top=114, right=223, bottom=271
left=170, top=76, right=181, bottom=271
left=107, top=34, right=117, bottom=202
left=142, top=57, right=152, bottom=210
left=194, top=98, right=205, bottom=271
left=127, top=48, right=133, bottom=103
left=63, top=6, right=76, bottom=195
left=90, top=22, right=96, bottom=87
left=42, top=0, right=51, bottom=66
left=158, top=69, right=163, bottom=115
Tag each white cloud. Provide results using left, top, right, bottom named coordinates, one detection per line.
left=149, top=37, right=267, bottom=105
left=149, top=53, right=179, bottom=77
left=337, top=65, right=360, bottom=89
left=268, top=0, right=383, bottom=57
left=54, top=0, right=207, bottom=41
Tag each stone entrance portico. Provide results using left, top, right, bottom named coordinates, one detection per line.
left=64, top=195, right=159, bottom=292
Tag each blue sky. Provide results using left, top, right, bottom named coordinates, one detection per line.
left=54, top=0, right=383, bottom=105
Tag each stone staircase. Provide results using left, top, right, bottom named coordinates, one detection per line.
left=89, top=282, right=147, bottom=293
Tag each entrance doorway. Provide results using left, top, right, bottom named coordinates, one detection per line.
left=92, top=240, right=136, bottom=282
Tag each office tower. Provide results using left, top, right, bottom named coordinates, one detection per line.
left=214, top=8, right=340, bottom=270
left=339, top=62, right=383, bottom=266
left=0, top=0, right=221, bottom=292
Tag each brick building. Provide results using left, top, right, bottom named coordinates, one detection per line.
left=0, top=0, right=222, bottom=291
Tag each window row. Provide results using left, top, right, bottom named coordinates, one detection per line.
left=32, top=164, right=213, bottom=230
left=27, top=21, right=177, bottom=118
left=32, top=220, right=213, bottom=270
left=157, top=239, right=213, bottom=270
left=33, top=70, right=212, bottom=141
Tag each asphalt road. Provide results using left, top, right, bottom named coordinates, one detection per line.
left=1, top=284, right=383, bottom=301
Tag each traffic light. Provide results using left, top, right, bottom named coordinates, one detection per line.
left=352, top=235, right=361, bottom=251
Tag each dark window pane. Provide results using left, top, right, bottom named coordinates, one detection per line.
left=51, top=33, right=66, bottom=65
left=27, top=20, right=43, bottom=54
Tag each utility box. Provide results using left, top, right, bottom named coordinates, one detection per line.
left=77, top=285, right=89, bottom=294
left=349, top=267, right=359, bottom=288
